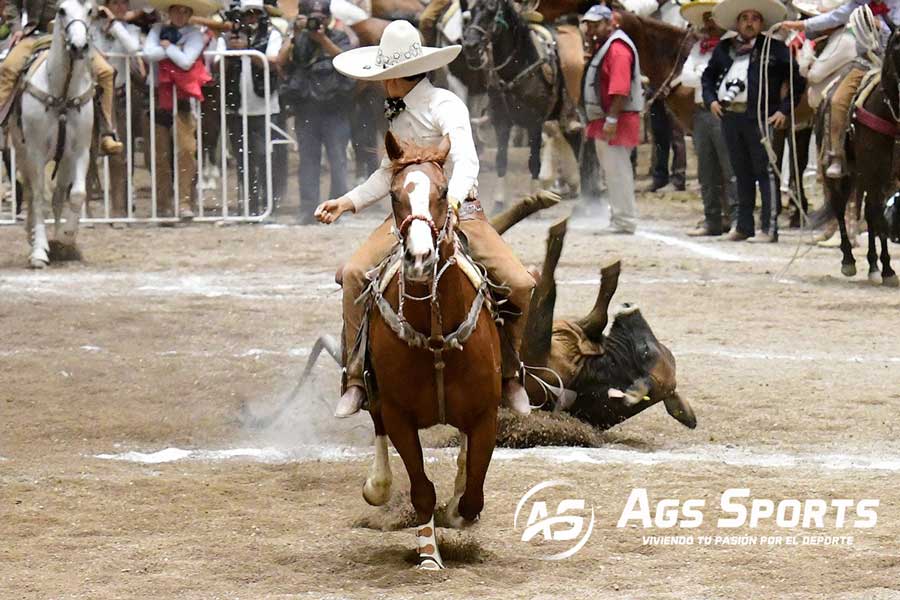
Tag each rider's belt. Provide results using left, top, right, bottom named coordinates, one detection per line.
left=458, top=199, right=486, bottom=222
left=725, top=102, right=747, bottom=114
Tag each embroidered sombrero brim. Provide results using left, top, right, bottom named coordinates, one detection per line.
left=149, top=0, right=221, bottom=16
left=790, top=0, right=820, bottom=16
left=713, top=0, right=787, bottom=29
left=680, top=1, right=721, bottom=28
left=333, top=45, right=461, bottom=81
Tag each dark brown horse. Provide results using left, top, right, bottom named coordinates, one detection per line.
left=615, top=11, right=699, bottom=131
left=461, top=0, right=580, bottom=206
left=363, top=131, right=502, bottom=570
left=822, top=28, right=900, bottom=286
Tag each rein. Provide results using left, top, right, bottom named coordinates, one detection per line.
left=643, top=27, right=694, bottom=109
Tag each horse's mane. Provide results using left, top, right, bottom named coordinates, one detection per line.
left=389, top=140, right=450, bottom=174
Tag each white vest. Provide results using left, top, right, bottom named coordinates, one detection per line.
left=582, top=29, right=644, bottom=121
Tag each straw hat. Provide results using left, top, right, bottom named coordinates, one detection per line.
left=333, top=20, right=461, bottom=81
left=713, top=0, right=787, bottom=29
left=680, top=0, right=720, bottom=28
left=149, top=0, right=220, bottom=17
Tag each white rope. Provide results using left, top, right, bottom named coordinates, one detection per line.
left=757, top=26, right=812, bottom=279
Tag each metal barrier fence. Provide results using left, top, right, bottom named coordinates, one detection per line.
left=0, top=48, right=293, bottom=225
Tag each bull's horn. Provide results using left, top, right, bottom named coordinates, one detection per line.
left=577, top=259, right=621, bottom=342
left=663, top=391, right=697, bottom=429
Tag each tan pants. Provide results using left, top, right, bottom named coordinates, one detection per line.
left=154, top=104, right=197, bottom=216
left=342, top=214, right=535, bottom=388
left=829, top=67, right=866, bottom=161
left=418, top=0, right=452, bottom=45
left=0, top=37, right=118, bottom=137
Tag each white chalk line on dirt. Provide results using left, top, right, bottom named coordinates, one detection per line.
left=635, top=231, right=755, bottom=263
left=0, top=271, right=339, bottom=300
left=93, top=444, right=900, bottom=472
left=7, top=343, right=900, bottom=366
left=677, top=347, right=900, bottom=365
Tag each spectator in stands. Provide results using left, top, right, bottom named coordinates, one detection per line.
left=280, top=0, right=354, bottom=224
left=219, top=0, right=283, bottom=216
left=92, top=0, right=144, bottom=217
left=144, top=0, right=218, bottom=219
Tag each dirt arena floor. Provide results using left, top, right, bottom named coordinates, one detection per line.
left=2, top=146, right=900, bottom=599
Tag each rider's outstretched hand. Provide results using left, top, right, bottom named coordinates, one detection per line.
left=315, top=197, right=354, bottom=224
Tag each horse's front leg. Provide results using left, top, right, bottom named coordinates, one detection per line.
left=59, top=143, right=90, bottom=251
left=23, top=156, right=49, bottom=268
left=381, top=402, right=442, bottom=570
left=527, top=125, right=543, bottom=192
left=445, top=433, right=468, bottom=528
left=456, top=406, right=497, bottom=525
left=493, top=109, right=512, bottom=212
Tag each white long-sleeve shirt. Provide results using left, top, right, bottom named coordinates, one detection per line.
left=144, top=23, right=207, bottom=71
left=346, top=78, right=479, bottom=212
left=92, top=21, right=142, bottom=88
left=679, top=41, right=713, bottom=104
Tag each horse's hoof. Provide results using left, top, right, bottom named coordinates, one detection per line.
left=868, top=271, right=883, bottom=285
left=884, top=274, right=900, bottom=288
left=362, top=478, right=392, bottom=507
left=841, top=263, right=857, bottom=277
left=29, top=257, right=48, bottom=269
left=48, top=240, right=82, bottom=262
left=416, top=558, right=444, bottom=571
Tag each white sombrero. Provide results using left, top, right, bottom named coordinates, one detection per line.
left=149, top=0, right=221, bottom=17
left=680, top=0, right=720, bottom=29
left=333, top=20, right=461, bottom=82
left=713, top=0, right=787, bottom=28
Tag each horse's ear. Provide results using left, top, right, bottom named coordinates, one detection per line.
left=437, top=135, right=451, bottom=162
left=385, top=131, right=404, bottom=161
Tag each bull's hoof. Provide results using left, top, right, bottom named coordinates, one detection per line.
left=884, top=274, right=900, bottom=288
left=868, top=271, right=882, bottom=286
left=841, top=263, right=857, bottom=277
left=663, top=393, right=697, bottom=429
left=48, top=240, right=82, bottom=262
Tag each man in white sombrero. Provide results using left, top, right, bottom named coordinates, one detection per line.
left=679, top=0, right=737, bottom=237
left=316, top=19, right=535, bottom=418
left=701, top=0, right=805, bottom=243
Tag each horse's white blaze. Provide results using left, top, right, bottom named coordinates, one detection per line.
left=403, top=170, right=436, bottom=261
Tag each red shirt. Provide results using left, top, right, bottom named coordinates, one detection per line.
left=585, top=39, right=640, bottom=148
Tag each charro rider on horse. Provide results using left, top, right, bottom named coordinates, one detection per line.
left=314, top=20, right=535, bottom=419
left=782, top=0, right=890, bottom=178
left=0, top=0, right=123, bottom=155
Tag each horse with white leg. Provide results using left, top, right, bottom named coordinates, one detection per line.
left=8, top=0, right=96, bottom=268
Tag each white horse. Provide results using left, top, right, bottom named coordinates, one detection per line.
left=9, top=0, right=95, bottom=268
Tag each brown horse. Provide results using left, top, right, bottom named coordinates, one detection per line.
left=362, top=131, right=502, bottom=570
left=615, top=11, right=699, bottom=131
left=822, top=28, right=900, bottom=286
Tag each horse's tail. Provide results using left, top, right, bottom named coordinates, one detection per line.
left=239, top=334, right=342, bottom=429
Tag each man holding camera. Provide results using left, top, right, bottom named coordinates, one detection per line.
left=279, top=0, right=353, bottom=224
left=219, top=0, right=282, bottom=216
left=701, top=0, right=804, bottom=242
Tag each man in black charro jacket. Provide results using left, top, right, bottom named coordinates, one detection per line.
left=701, top=0, right=805, bottom=243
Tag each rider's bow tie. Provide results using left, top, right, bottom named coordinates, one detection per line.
left=384, top=97, right=407, bottom=122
